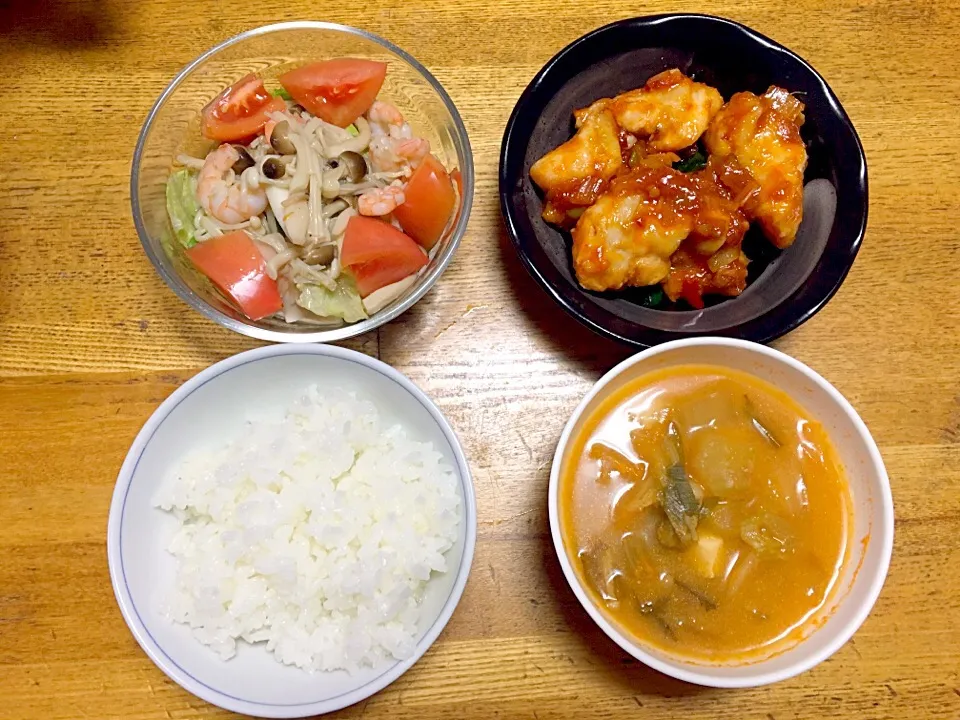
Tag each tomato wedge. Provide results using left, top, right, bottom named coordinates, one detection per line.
left=279, top=59, right=387, bottom=128
left=201, top=75, right=286, bottom=142
left=186, top=231, right=283, bottom=320
left=341, top=216, right=428, bottom=297
left=392, top=154, right=456, bottom=250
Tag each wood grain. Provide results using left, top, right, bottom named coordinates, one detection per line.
left=1, top=0, right=959, bottom=718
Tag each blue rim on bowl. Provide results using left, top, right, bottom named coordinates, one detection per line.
left=132, top=22, right=474, bottom=343
left=500, top=14, right=868, bottom=348
left=107, top=344, right=478, bottom=717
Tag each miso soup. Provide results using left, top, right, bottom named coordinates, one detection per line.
left=560, top=365, right=852, bottom=661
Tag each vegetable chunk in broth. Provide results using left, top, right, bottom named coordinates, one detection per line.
left=560, top=365, right=851, bottom=661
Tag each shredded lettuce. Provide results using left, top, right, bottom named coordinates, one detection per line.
left=269, top=87, right=293, bottom=101
left=297, top=277, right=367, bottom=323
left=165, top=168, right=200, bottom=248
left=346, top=124, right=360, bottom=137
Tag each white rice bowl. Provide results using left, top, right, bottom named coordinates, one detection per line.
left=153, top=385, right=462, bottom=673
left=108, top=345, right=475, bottom=717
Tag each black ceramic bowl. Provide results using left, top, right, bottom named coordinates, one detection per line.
left=500, top=14, right=867, bottom=347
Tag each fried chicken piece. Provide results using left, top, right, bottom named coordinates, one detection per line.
left=703, top=86, right=808, bottom=248
left=686, top=157, right=757, bottom=254
left=659, top=157, right=754, bottom=307
left=530, top=99, right=624, bottom=224
left=572, top=98, right=609, bottom=127
left=530, top=69, right=722, bottom=226
left=571, top=156, right=756, bottom=297
left=611, top=69, right=723, bottom=152
left=571, top=164, right=699, bottom=292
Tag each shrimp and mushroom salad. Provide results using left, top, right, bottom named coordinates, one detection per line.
left=165, top=59, right=458, bottom=323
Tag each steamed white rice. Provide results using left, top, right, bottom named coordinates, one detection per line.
left=153, top=384, right=461, bottom=673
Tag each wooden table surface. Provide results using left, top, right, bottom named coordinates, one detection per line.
left=2, top=0, right=959, bottom=718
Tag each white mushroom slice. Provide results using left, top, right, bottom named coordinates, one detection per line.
left=361, top=275, right=418, bottom=315
left=266, top=186, right=309, bottom=245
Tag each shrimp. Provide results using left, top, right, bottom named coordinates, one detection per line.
left=367, top=100, right=406, bottom=126
left=358, top=184, right=406, bottom=216
left=197, top=144, right=268, bottom=224
left=366, top=100, right=431, bottom=174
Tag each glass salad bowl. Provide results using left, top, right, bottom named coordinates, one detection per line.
left=131, top=22, right=474, bottom=342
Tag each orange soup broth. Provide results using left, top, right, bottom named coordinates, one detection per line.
left=560, top=365, right=853, bottom=663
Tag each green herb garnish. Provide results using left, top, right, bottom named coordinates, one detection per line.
left=659, top=467, right=701, bottom=548
left=269, top=87, right=293, bottom=101
left=657, top=422, right=701, bottom=548
left=674, top=150, right=708, bottom=173
left=638, top=287, right=665, bottom=308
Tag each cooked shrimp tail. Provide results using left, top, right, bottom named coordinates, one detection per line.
left=197, top=144, right=269, bottom=224
left=358, top=185, right=406, bottom=216
left=366, top=101, right=431, bottom=174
